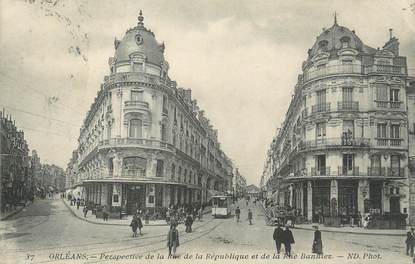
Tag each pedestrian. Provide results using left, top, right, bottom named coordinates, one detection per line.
left=137, top=214, right=143, bottom=235
left=130, top=215, right=139, bottom=237
left=406, top=228, right=415, bottom=256
left=235, top=206, right=241, bottom=222
left=357, top=211, right=362, bottom=227
left=198, top=207, right=203, bottom=221
left=312, top=225, right=323, bottom=255
left=167, top=224, right=180, bottom=257
left=282, top=225, right=295, bottom=257
left=248, top=209, right=253, bottom=225
left=102, top=206, right=109, bottom=221
left=185, top=213, right=193, bottom=233
left=273, top=224, right=284, bottom=254
left=83, top=206, right=88, bottom=218
left=166, top=208, right=171, bottom=225
left=76, top=198, right=80, bottom=210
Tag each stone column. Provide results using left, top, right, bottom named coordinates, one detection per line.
left=289, top=184, right=294, bottom=207
left=101, top=184, right=108, bottom=206
left=358, top=180, right=369, bottom=214
left=307, top=181, right=313, bottom=221
left=164, top=185, right=171, bottom=207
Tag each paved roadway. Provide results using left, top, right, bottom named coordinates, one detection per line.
left=0, top=197, right=411, bottom=264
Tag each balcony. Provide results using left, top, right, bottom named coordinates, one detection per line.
left=99, top=138, right=175, bottom=152
left=121, top=169, right=146, bottom=178
left=338, top=166, right=360, bottom=176
left=124, top=100, right=149, bottom=112
left=366, top=65, right=406, bottom=75
left=299, top=137, right=370, bottom=151
left=368, top=167, right=404, bottom=178
left=337, top=101, right=359, bottom=111
left=104, top=72, right=175, bottom=88
left=303, top=64, right=362, bottom=83
left=311, top=167, right=330, bottom=176
left=375, top=100, right=403, bottom=109
left=290, top=167, right=405, bottom=179
left=375, top=138, right=403, bottom=148
left=311, top=103, right=331, bottom=114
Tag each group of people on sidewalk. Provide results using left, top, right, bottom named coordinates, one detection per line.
left=273, top=224, right=323, bottom=257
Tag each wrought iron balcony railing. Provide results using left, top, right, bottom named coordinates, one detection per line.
left=311, top=103, right=331, bottom=114
left=303, top=64, right=362, bottom=82
left=290, top=167, right=405, bottom=178
left=375, top=100, right=403, bottom=109
left=375, top=138, right=403, bottom=147
left=338, top=101, right=359, bottom=111
left=299, top=137, right=370, bottom=151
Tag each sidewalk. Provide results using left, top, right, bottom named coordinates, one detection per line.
left=0, top=201, right=31, bottom=221
left=62, top=198, right=167, bottom=226
left=62, top=198, right=211, bottom=227
left=294, top=223, right=407, bottom=236
left=259, top=201, right=407, bottom=236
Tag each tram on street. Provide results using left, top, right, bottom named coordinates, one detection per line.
left=211, top=195, right=232, bottom=218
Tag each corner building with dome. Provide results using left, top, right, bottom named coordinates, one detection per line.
left=260, top=18, right=413, bottom=227
left=68, top=12, right=233, bottom=216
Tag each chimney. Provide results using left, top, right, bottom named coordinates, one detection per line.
left=389, top=28, right=393, bottom=40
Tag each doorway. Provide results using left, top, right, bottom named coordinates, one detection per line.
left=126, top=185, right=145, bottom=214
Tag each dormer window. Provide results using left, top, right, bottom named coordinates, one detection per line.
left=340, top=36, right=351, bottom=49
left=318, top=40, right=329, bottom=51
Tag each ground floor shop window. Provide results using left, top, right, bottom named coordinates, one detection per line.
left=369, top=181, right=382, bottom=214
left=338, top=181, right=358, bottom=224
left=312, top=181, right=330, bottom=222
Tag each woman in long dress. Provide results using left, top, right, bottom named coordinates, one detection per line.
left=312, top=225, right=323, bottom=254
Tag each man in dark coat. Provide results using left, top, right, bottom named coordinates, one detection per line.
left=406, top=228, right=415, bottom=256
left=235, top=207, right=241, bottom=222
left=312, top=225, right=323, bottom=254
left=167, top=224, right=180, bottom=256
left=185, top=214, right=193, bottom=233
left=273, top=224, right=284, bottom=254
left=282, top=225, right=295, bottom=257
left=248, top=209, right=253, bottom=225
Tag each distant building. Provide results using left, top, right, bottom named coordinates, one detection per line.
left=261, top=19, right=412, bottom=225
left=41, top=164, right=65, bottom=192
left=407, top=78, right=415, bottom=225
left=0, top=111, right=31, bottom=212
left=246, top=184, right=261, bottom=200
left=67, top=11, right=233, bottom=216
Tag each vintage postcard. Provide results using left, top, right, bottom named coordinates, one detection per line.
left=1, top=0, right=415, bottom=263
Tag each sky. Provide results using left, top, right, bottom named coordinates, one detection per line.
left=1, top=0, right=414, bottom=186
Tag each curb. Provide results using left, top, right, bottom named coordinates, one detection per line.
left=260, top=202, right=406, bottom=237
left=293, top=226, right=406, bottom=237
left=1, top=202, right=30, bottom=221
left=61, top=198, right=169, bottom=227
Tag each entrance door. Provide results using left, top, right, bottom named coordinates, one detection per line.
left=338, top=181, right=358, bottom=223
left=126, top=186, right=145, bottom=214
left=390, top=197, right=401, bottom=215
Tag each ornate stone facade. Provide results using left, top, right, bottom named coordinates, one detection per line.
left=261, top=20, right=411, bottom=226
left=67, top=11, right=233, bottom=216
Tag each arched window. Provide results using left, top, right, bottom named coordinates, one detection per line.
left=340, top=36, right=351, bottom=49
left=129, top=119, right=142, bottom=138
left=318, top=40, right=329, bottom=51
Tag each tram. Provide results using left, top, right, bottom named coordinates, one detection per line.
left=211, top=195, right=232, bottom=218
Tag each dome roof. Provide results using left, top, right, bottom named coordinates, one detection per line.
left=114, top=11, right=164, bottom=66
left=309, top=22, right=364, bottom=57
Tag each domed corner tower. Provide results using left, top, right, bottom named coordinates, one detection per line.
left=109, top=10, right=169, bottom=78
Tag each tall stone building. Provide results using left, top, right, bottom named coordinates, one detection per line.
left=70, top=11, right=233, bottom=216
left=0, top=111, right=31, bottom=212
left=261, top=18, right=411, bottom=225
left=407, top=78, right=415, bottom=225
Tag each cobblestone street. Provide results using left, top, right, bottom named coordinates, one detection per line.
left=0, top=198, right=411, bottom=264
